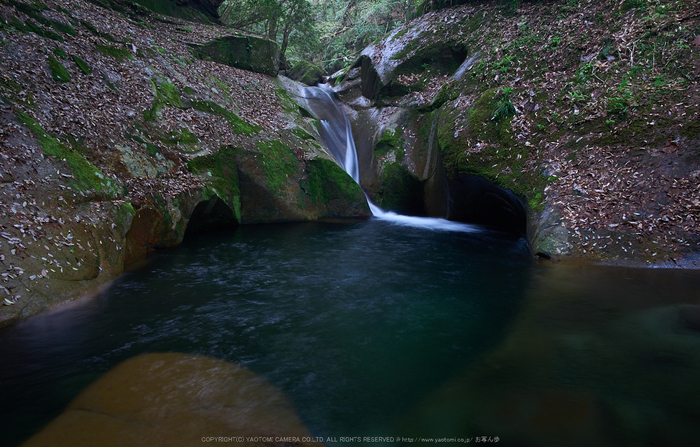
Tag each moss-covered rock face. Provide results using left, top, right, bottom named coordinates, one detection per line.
left=339, top=0, right=700, bottom=264
left=192, top=34, right=280, bottom=76
left=302, top=158, right=368, bottom=217
left=287, top=60, right=326, bottom=86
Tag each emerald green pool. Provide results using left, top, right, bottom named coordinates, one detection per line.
left=1, top=219, right=699, bottom=446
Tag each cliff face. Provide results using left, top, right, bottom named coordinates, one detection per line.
left=332, top=0, right=700, bottom=265
left=0, top=0, right=368, bottom=327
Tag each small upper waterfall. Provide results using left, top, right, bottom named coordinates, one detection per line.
left=302, top=84, right=479, bottom=233
left=304, top=85, right=361, bottom=183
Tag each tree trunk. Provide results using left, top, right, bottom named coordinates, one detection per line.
left=267, top=17, right=278, bottom=41
left=281, top=21, right=293, bottom=56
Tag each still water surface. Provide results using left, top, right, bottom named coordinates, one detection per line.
left=1, top=219, right=699, bottom=446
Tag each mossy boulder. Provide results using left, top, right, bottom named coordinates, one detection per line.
left=302, top=158, right=369, bottom=217
left=192, top=34, right=280, bottom=76
left=286, top=60, right=326, bottom=86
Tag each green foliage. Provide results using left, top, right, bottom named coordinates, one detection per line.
left=219, top=0, right=316, bottom=58
left=48, top=55, right=71, bottom=83
left=494, top=55, right=514, bottom=74
left=622, top=0, right=646, bottom=12
left=492, top=87, right=516, bottom=121
left=313, top=0, right=407, bottom=72
left=576, top=62, right=594, bottom=84
left=606, top=80, right=636, bottom=117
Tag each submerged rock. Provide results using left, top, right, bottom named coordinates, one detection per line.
left=22, top=353, right=324, bottom=447
left=396, top=264, right=700, bottom=446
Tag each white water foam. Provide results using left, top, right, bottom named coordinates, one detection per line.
left=305, top=84, right=482, bottom=233
left=368, top=201, right=480, bottom=233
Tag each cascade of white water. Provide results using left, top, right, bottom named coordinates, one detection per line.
left=303, top=84, right=479, bottom=233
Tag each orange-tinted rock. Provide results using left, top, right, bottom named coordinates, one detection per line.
left=23, top=353, right=323, bottom=447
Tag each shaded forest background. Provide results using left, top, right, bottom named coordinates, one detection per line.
left=218, top=0, right=523, bottom=73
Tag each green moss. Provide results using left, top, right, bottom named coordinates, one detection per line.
left=144, top=78, right=183, bottom=121
left=96, top=44, right=134, bottom=62
left=158, top=128, right=199, bottom=150
left=436, top=88, right=536, bottom=200
left=192, top=35, right=280, bottom=77
left=53, top=47, right=66, bottom=59
left=117, top=201, right=136, bottom=223
left=303, top=157, right=362, bottom=204
left=186, top=146, right=241, bottom=221
left=679, top=116, right=700, bottom=139
left=208, top=74, right=230, bottom=95
left=394, top=28, right=409, bottom=39
left=48, top=20, right=75, bottom=36
left=155, top=79, right=181, bottom=107
left=391, top=35, right=422, bottom=60
left=191, top=99, right=259, bottom=135
left=9, top=0, right=75, bottom=38
left=8, top=15, right=63, bottom=41
left=145, top=142, right=160, bottom=157
left=0, top=73, right=35, bottom=107
left=17, top=111, right=119, bottom=197
left=272, top=87, right=299, bottom=115
left=81, top=20, right=116, bottom=41
left=374, top=128, right=403, bottom=157
left=256, top=141, right=298, bottom=193
left=48, top=55, right=71, bottom=83
left=376, top=162, right=424, bottom=214
left=287, top=60, right=325, bottom=86
left=292, top=127, right=314, bottom=140
left=71, top=55, right=92, bottom=74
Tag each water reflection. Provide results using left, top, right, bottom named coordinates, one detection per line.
left=398, top=263, right=700, bottom=447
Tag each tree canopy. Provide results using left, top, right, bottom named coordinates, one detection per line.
left=219, top=0, right=410, bottom=72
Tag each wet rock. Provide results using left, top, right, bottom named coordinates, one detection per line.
left=22, top=353, right=324, bottom=447
left=447, top=174, right=527, bottom=235
left=287, top=60, right=326, bottom=86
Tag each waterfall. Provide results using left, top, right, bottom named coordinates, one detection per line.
left=302, top=84, right=479, bottom=233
